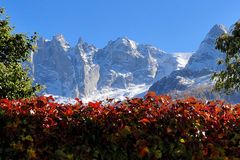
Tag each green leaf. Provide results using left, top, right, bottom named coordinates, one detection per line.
left=155, top=150, right=162, bottom=159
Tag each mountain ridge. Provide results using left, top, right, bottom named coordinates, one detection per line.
left=149, top=24, right=240, bottom=103
left=32, top=35, right=189, bottom=100
left=31, top=23, right=236, bottom=102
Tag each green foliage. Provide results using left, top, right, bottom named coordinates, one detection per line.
left=0, top=94, right=239, bottom=159
left=212, top=21, right=240, bottom=93
left=0, top=8, right=41, bottom=99
left=0, top=63, right=40, bottom=99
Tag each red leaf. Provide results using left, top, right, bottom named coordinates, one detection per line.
left=139, top=118, right=150, bottom=124
left=65, top=109, right=73, bottom=116
left=88, top=101, right=101, bottom=109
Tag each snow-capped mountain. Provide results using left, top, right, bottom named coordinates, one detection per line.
left=185, top=24, right=227, bottom=71
left=70, top=37, right=100, bottom=97
left=32, top=23, right=238, bottom=103
left=32, top=36, right=190, bottom=100
left=172, top=52, right=193, bottom=70
left=33, top=35, right=77, bottom=97
left=93, top=37, right=180, bottom=89
left=149, top=24, right=240, bottom=103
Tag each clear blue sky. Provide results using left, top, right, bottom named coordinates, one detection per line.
left=1, top=0, right=239, bottom=52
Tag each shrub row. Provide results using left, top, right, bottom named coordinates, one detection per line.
left=0, top=92, right=239, bottom=159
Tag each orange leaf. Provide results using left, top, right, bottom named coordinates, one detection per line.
left=139, top=146, right=149, bottom=157
left=145, top=91, right=156, bottom=98
left=139, top=118, right=150, bottom=124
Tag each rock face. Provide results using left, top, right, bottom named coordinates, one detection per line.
left=33, top=35, right=100, bottom=98
left=149, top=25, right=233, bottom=99
left=186, top=24, right=227, bottom=71
left=149, top=69, right=213, bottom=95
left=33, top=35, right=77, bottom=97
left=69, top=38, right=99, bottom=97
left=32, top=36, right=189, bottom=99
left=32, top=23, right=238, bottom=102
left=93, top=37, right=179, bottom=89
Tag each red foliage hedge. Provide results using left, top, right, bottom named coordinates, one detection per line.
left=0, top=92, right=239, bottom=159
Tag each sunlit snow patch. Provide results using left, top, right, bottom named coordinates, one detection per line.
left=44, top=84, right=150, bottom=104
left=172, top=52, right=193, bottom=70
left=81, top=84, right=150, bottom=103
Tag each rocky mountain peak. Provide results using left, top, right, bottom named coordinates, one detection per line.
left=77, top=37, right=84, bottom=45
left=32, top=22, right=235, bottom=101
left=77, top=37, right=96, bottom=49
left=148, top=23, right=240, bottom=103
left=52, top=34, right=70, bottom=51
left=52, top=34, right=65, bottom=41
left=185, top=24, right=227, bottom=71
left=204, top=24, right=228, bottom=40
left=75, top=38, right=97, bottom=59
left=108, top=36, right=138, bottom=50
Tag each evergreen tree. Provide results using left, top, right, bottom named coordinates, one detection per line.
left=0, top=8, right=41, bottom=99
left=212, top=21, right=240, bottom=93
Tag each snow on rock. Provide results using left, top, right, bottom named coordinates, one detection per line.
left=149, top=24, right=228, bottom=96
left=149, top=23, right=240, bottom=103
left=93, top=37, right=180, bottom=89
left=32, top=23, right=235, bottom=102
left=70, top=38, right=100, bottom=97
left=32, top=36, right=181, bottom=100
left=81, top=84, right=150, bottom=103
left=172, top=52, right=193, bottom=70
left=176, top=76, right=194, bottom=86
left=52, top=34, right=70, bottom=52
left=33, top=35, right=77, bottom=97
left=186, top=24, right=228, bottom=71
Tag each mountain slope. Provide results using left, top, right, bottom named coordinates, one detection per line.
left=186, top=24, right=227, bottom=71
left=32, top=23, right=237, bottom=102
left=149, top=24, right=240, bottom=103
left=32, top=36, right=188, bottom=100
left=93, top=37, right=180, bottom=89
left=33, top=35, right=77, bottom=97
left=172, top=52, right=193, bottom=70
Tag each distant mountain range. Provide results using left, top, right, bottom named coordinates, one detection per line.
left=29, top=23, right=240, bottom=103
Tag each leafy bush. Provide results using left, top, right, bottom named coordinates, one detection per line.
left=0, top=92, right=239, bottom=159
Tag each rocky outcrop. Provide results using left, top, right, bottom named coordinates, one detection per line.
left=148, top=69, right=213, bottom=95
left=93, top=37, right=179, bottom=89
left=69, top=38, right=99, bottom=97
left=149, top=24, right=240, bottom=103
left=33, top=35, right=77, bottom=97
left=186, top=24, right=227, bottom=71
left=149, top=24, right=228, bottom=95
left=32, top=36, right=187, bottom=98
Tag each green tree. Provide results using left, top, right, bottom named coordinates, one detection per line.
left=0, top=8, right=41, bottom=99
left=212, top=21, right=240, bottom=94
